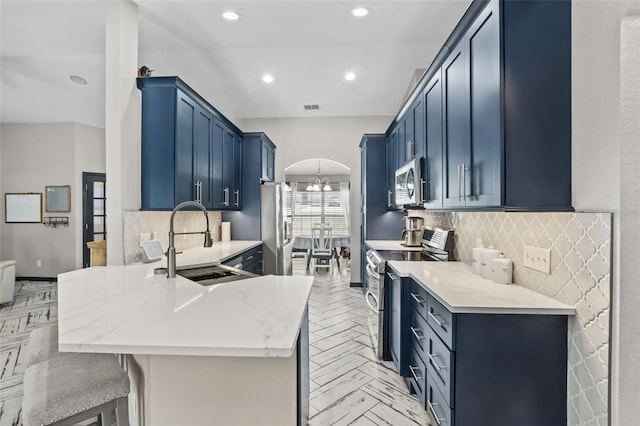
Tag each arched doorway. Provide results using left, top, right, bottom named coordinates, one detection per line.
left=284, top=159, right=351, bottom=275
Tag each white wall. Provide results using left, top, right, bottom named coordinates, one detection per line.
left=235, top=116, right=393, bottom=282
left=0, top=123, right=105, bottom=277
left=572, top=1, right=640, bottom=424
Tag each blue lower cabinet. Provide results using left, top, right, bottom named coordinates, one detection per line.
left=397, top=277, right=568, bottom=426
left=426, top=369, right=454, bottom=426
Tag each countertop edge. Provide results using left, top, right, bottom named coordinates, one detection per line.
left=59, top=343, right=296, bottom=358
left=387, top=262, right=576, bottom=316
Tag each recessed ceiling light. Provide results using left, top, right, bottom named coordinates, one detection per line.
left=352, top=7, right=369, bottom=17
left=70, top=75, right=87, bottom=85
left=222, top=11, right=240, bottom=21
left=345, top=72, right=356, bottom=81
left=262, top=74, right=274, bottom=83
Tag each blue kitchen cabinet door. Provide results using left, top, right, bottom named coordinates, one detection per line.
left=194, top=106, right=213, bottom=208
left=232, top=133, right=243, bottom=209
left=412, top=96, right=425, bottom=162
left=386, top=128, right=399, bottom=210
left=442, top=41, right=470, bottom=208
left=221, top=126, right=235, bottom=209
left=261, top=139, right=275, bottom=182
left=467, top=0, right=501, bottom=208
left=397, top=119, right=407, bottom=167
left=175, top=90, right=197, bottom=206
left=442, top=0, right=501, bottom=209
left=424, top=71, right=444, bottom=208
left=210, top=120, right=225, bottom=209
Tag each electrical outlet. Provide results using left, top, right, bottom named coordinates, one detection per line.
left=523, top=245, right=551, bottom=273
left=36, top=259, right=42, bottom=268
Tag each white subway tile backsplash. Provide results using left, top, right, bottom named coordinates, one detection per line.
left=405, top=209, right=611, bottom=426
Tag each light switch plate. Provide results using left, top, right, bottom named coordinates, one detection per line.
left=523, top=245, right=551, bottom=273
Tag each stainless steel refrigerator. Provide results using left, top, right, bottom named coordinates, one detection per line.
left=261, top=183, right=293, bottom=275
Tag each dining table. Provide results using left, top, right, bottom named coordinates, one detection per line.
left=293, top=234, right=351, bottom=270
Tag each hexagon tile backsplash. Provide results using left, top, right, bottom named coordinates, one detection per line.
left=123, top=210, right=222, bottom=265
left=407, top=210, right=612, bottom=426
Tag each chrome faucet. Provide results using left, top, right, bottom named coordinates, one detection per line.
left=167, top=201, right=213, bottom=278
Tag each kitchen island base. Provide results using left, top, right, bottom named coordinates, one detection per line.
left=133, top=350, right=298, bottom=426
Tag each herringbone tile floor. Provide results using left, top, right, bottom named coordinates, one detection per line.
left=297, top=258, right=431, bottom=426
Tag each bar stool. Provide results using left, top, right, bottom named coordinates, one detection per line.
left=22, top=328, right=130, bottom=426
left=25, top=324, right=59, bottom=367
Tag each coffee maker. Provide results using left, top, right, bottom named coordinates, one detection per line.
left=401, top=216, right=424, bottom=247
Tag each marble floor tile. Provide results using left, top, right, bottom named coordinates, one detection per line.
left=308, top=390, right=379, bottom=426
left=311, top=353, right=369, bottom=387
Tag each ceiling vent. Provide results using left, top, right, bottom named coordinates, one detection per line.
left=304, top=104, right=320, bottom=110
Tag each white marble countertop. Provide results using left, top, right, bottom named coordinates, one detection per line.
left=365, top=240, right=423, bottom=252
left=171, top=240, right=262, bottom=268
left=57, top=243, right=313, bottom=358
left=388, top=261, right=575, bottom=315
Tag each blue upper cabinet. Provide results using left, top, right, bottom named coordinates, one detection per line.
left=385, top=0, right=572, bottom=211
left=137, top=77, right=243, bottom=211
left=442, top=39, right=471, bottom=208
left=386, top=127, right=400, bottom=210
left=443, top=0, right=500, bottom=208
left=423, top=71, right=443, bottom=209
left=261, top=138, right=275, bottom=182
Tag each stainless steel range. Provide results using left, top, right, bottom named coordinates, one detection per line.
left=364, top=225, right=454, bottom=360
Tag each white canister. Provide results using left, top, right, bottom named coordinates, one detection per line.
left=471, top=239, right=484, bottom=275
left=480, top=246, right=501, bottom=279
left=221, top=222, right=231, bottom=242
left=490, top=255, right=513, bottom=284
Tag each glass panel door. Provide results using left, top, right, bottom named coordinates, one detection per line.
left=83, top=172, right=106, bottom=267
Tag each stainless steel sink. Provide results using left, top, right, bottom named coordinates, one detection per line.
left=155, top=264, right=258, bottom=286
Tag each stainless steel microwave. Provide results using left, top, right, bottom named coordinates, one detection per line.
left=394, top=157, right=423, bottom=207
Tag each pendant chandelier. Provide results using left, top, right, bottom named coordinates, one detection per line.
left=305, top=160, right=332, bottom=191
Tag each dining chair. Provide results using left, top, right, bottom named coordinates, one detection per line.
left=311, top=224, right=334, bottom=273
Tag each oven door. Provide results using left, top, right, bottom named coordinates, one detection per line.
left=365, top=262, right=381, bottom=312
left=364, top=260, right=386, bottom=359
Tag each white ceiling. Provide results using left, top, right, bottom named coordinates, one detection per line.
left=0, top=0, right=471, bottom=129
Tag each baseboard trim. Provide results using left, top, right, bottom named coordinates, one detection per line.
left=17, top=277, right=57, bottom=282
left=349, top=281, right=363, bottom=288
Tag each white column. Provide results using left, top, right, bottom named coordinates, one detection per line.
left=614, top=10, right=640, bottom=426
left=105, top=0, right=140, bottom=266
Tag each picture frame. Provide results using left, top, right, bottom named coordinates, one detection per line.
left=5, top=193, right=43, bottom=223
left=45, top=185, right=71, bottom=212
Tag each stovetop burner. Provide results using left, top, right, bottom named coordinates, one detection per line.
left=374, top=249, right=449, bottom=262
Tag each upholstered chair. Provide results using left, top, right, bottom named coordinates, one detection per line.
left=0, top=260, right=16, bottom=305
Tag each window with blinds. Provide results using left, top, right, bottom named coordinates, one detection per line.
left=292, top=188, right=349, bottom=236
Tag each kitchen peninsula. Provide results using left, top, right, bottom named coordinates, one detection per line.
left=57, top=243, right=313, bottom=426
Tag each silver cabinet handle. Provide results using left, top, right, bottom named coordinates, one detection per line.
left=223, top=187, right=230, bottom=206
left=410, top=326, right=424, bottom=340
left=234, top=190, right=240, bottom=206
left=421, top=178, right=427, bottom=203
left=246, top=255, right=254, bottom=261
left=428, top=310, right=446, bottom=328
left=410, top=292, right=425, bottom=305
left=408, top=365, right=422, bottom=383
left=427, top=400, right=444, bottom=426
left=427, top=351, right=443, bottom=372
left=458, top=164, right=463, bottom=201
left=407, top=140, right=412, bottom=161
left=387, top=190, right=392, bottom=208
left=194, top=181, right=203, bottom=203
left=461, top=163, right=469, bottom=200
